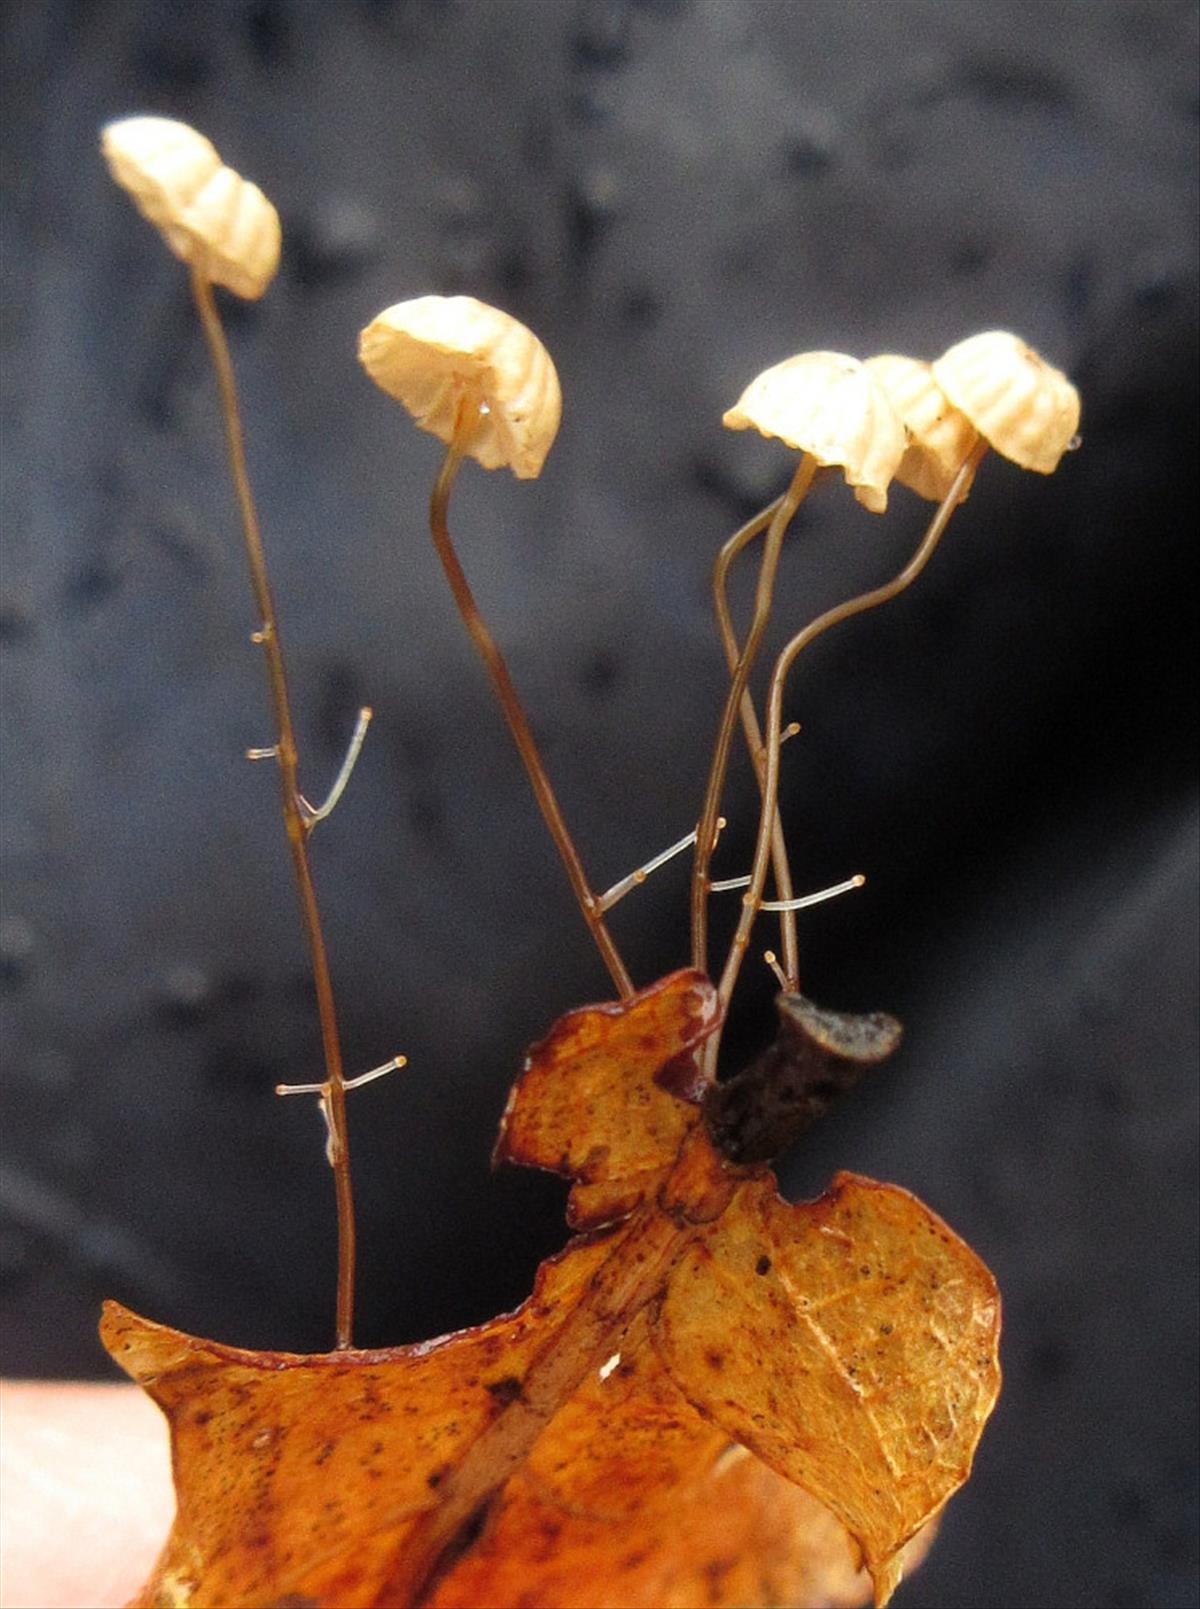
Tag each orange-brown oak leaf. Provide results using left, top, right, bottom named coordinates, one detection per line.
left=493, top=968, right=721, bottom=1229
left=652, top=1171, right=1002, bottom=1605
left=101, top=969, right=1000, bottom=1609
left=100, top=1229, right=623, bottom=1608
left=427, top=1305, right=937, bottom=1609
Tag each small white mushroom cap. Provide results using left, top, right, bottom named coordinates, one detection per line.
left=722, top=351, right=907, bottom=513
left=101, top=116, right=281, bottom=300
left=358, top=296, right=562, bottom=480
left=932, top=331, right=1080, bottom=474
left=865, top=355, right=981, bottom=504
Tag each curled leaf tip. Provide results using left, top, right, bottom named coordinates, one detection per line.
left=494, top=968, right=721, bottom=1230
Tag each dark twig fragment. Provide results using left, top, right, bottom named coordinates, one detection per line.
left=704, top=994, right=903, bottom=1165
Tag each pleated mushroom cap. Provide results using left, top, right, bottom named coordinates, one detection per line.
left=722, top=351, right=907, bottom=513
left=358, top=296, right=562, bottom=480
left=932, top=331, right=1080, bottom=474
left=102, top=117, right=221, bottom=254
left=174, top=164, right=281, bottom=300
left=101, top=116, right=280, bottom=300
left=865, top=355, right=981, bottom=503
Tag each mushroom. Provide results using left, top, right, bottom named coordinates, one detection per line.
left=359, top=296, right=630, bottom=998
left=710, top=331, right=1081, bottom=1048
left=864, top=355, right=980, bottom=504
left=101, top=117, right=365, bottom=1347
left=101, top=115, right=280, bottom=300
left=359, top=295, right=561, bottom=479
left=722, top=350, right=907, bottom=514
left=932, top=330, right=1080, bottom=474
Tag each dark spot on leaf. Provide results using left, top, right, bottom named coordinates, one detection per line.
left=426, top=1496, right=497, bottom=1591
left=485, top=1375, right=524, bottom=1407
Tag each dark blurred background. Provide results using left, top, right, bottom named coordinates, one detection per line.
left=2, top=2, right=1197, bottom=1605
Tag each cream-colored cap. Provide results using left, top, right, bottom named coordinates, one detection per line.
left=722, top=351, right=907, bottom=513
left=358, top=296, right=562, bottom=479
left=101, top=116, right=281, bottom=300
left=865, top=355, right=981, bottom=503
left=932, top=331, right=1080, bottom=474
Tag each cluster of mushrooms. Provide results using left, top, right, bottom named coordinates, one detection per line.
left=100, top=116, right=1081, bottom=1333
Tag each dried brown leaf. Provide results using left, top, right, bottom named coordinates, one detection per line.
left=100, top=1231, right=620, bottom=1608
left=654, top=1171, right=1002, bottom=1604
left=493, top=969, right=721, bottom=1228
left=429, top=1308, right=933, bottom=1609
left=102, top=970, right=999, bottom=1608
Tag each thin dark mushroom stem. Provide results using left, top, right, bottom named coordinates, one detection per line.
left=713, top=493, right=805, bottom=988
left=690, top=454, right=818, bottom=980
left=429, top=420, right=634, bottom=1000
left=713, top=441, right=989, bottom=1040
left=190, top=268, right=358, bottom=1350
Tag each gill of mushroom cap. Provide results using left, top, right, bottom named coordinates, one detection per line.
left=100, top=115, right=280, bottom=300
left=358, top=299, right=632, bottom=998
left=864, top=354, right=981, bottom=504
left=931, top=330, right=1080, bottom=475
left=721, top=351, right=908, bottom=514
left=358, top=295, right=562, bottom=480
left=102, top=116, right=363, bottom=1347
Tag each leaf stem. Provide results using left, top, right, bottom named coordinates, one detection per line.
left=714, top=442, right=989, bottom=1033
left=190, top=269, right=357, bottom=1350
left=429, top=435, right=634, bottom=999
left=712, top=494, right=806, bottom=987
left=690, top=455, right=817, bottom=979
